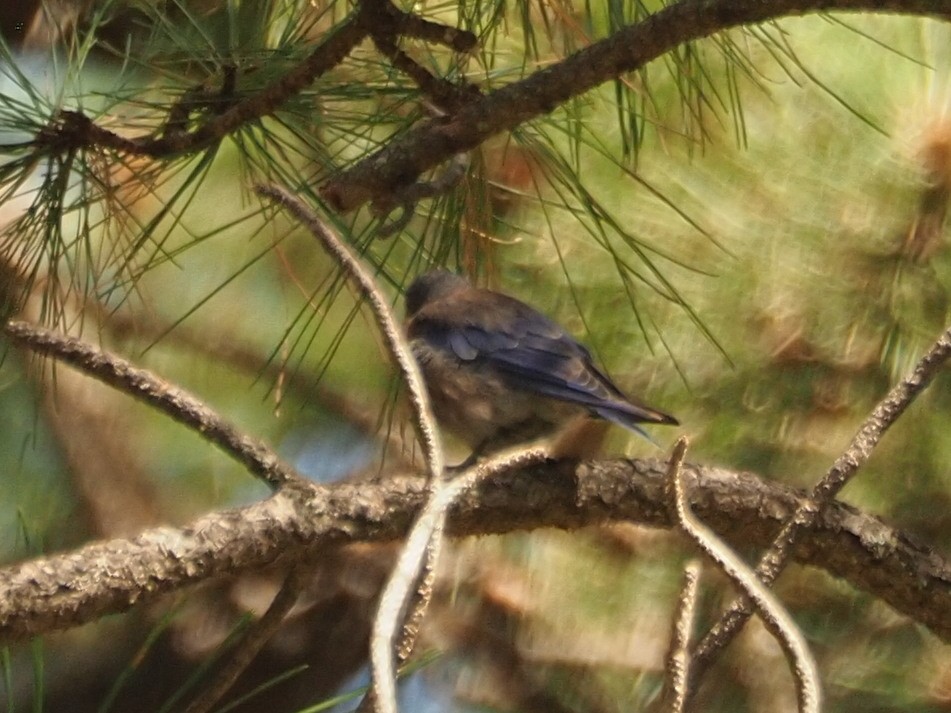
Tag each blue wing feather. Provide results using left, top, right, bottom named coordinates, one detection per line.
left=407, top=283, right=677, bottom=429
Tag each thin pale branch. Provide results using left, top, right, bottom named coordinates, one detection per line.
left=690, top=322, right=951, bottom=678
left=660, top=560, right=702, bottom=713
left=1, top=458, right=949, bottom=645
left=252, top=183, right=443, bottom=483
left=3, top=319, right=304, bottom=489
left=666, top=438, right=821, bottom=713
left=181, top=568, right=306, bottom=713
left=320, top=0, right=951, bottom=213
left=252, top=182, right=448, bottom=713
left=368, top=447, right=548, bottom=713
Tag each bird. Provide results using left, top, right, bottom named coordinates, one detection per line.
left=404, top=270, right=678, bottom=460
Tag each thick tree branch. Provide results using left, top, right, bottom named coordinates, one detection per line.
left=320, top=0, right=951, bottom=213
left=0, top=458, right=949, bottom=645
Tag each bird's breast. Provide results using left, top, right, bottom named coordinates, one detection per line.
left=411, top=339, right=578, bottom=449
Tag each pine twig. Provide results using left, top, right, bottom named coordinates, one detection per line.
left=660, top=561, right=701, bottom=713
left=27, top=0, right=477, bottom=159
left=252, top=183, right=443, bottom=483
left=3, top=319, right=304, bottom=490
left=253, top=182, right=448, bottom=713
left=690, top=322, right=951, bottom=681
left=666, top=438, right=821, bottom=713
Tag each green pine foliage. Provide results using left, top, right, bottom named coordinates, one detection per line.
left=0, top=1, right=949, bottom=711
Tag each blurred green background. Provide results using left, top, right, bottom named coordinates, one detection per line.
left=0, top=1, right=950, bottom=711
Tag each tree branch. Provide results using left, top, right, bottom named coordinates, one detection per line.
left=367, top=447, right=547, bottom=713
left=252, top=184, right=443, bottom=482
left=319, top=0, right=951, bottom=213
left=29, top=0, right=477, bottom=160
left=39, top=10, right=371, bottom=158
left=252, top=182, right=447, bottom=713
left=1, top=458, right=948, bottom=644
left=660, top=560, right=701, bottom=713
left=690, top=321, right=951, bottom=676
left=666, top=439, right=821, bottom=713
left=3, top=320, right=305, bottom=490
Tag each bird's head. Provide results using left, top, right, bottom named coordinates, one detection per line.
left=405, top=270, right=471, bottom=318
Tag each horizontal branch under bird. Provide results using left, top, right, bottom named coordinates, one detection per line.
left=0, top=457, right=948, bottom=644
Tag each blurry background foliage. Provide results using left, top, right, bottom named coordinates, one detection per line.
left=0, top=0, right=950, bottom=711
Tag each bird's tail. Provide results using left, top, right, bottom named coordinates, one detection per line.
left=594, top=402, right=679, bottom=443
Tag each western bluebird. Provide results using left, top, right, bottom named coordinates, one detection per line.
left=405, top=270, right=678, bottom=459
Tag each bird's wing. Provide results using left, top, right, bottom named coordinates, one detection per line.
left=481, top=328, right=675, bottom=425
left=410, top=292, right=675, bottom=426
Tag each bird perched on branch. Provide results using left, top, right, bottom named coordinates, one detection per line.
left=405, top=270, right=678, bottom=460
